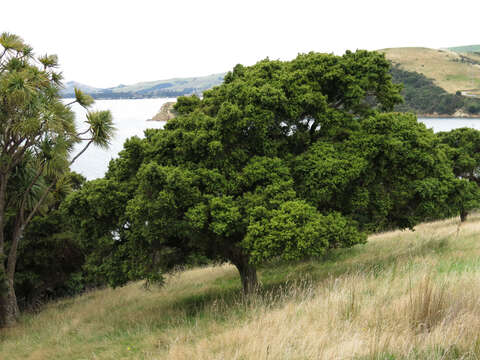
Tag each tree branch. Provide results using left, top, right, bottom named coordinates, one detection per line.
left=8, top=136, right=95, bottom=271
left=18, top=161, right=46, bottom=223
left=69, top=140, right=93, bottom=165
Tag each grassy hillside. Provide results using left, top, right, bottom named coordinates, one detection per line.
left=3, top=214, right=480, bottom=359
left=390, top=65, right=480, bottom=116
left=381, top=47, right=480, bottom=94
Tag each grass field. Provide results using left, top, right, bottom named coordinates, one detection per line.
left=3, top=214, right=480, bottom=359
left=381, top=47, right=480, bottom=94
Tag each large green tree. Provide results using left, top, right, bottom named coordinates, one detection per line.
left=66, top=51, right=459, bottom=295
left=0, top=33, right=114, bottom=326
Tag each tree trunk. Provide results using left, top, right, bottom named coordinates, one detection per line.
left=460, top=208, right=468, bottom=223
left=0, top=173, right=7, bottom=256
left=0, top=264, right=19, bottom=327
left=0, top=264, right=7, bottom=326
left=232, top=255, right=258, bottom=296
left=0, top=172, right=15, bottom=327
left=0, top=224, right=24, bottom=327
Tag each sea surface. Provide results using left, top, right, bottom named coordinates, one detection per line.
left=419, top=118, right=480, bottom=132
left=69, top=98, right=173, bottom=179
left=68, top=98, right=480, bottom=180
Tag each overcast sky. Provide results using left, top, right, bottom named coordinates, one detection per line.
left=3, top=0, right=479, bottom=88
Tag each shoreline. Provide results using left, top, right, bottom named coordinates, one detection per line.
left=417, top=114, right=480, bottom=119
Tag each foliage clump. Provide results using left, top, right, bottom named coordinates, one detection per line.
left=437, top=127, right=480, bottom=221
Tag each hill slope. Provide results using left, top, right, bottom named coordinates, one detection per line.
left=390, top=65, right=480, bottom=116
left=381, top=47, right=480, bottom=94
left=3, top=214, right=480, bottom=359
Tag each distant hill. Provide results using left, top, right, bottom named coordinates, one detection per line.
left=62, top=81, right=103, bottom=95
left=61, top=73, right=225, bottom=99
left=447, top=45, right=480, bottom=53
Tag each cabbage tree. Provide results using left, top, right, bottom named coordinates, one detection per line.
left=0, top=33, right=115, bottom=326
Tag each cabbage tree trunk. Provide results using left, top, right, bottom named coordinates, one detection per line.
left=0, top=264, right=19, bottom=327
left=0, top=213, right=25, bottom=327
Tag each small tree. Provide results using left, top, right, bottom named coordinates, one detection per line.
left=437, top=127, right=480, bottom=221
left=0, top=33, right=115, bottom=326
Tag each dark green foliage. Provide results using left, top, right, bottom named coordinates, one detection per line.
left=437, top=128, right=480, bottom=220
left=15, top=210, right=84, bottom=309
left=12, top=172, right=90, bottom=309
left=62, top=178, right=132, bottom=287
left=295, top=113, right=459, bottom=230
left=466, top=100, right=480, bottom=114
left=65, top=51, right=460, bottom=294
left=174, top=94, right=202, bottom=115
left=437, top=128, right=480, bottom=182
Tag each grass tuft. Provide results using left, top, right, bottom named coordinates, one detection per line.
left=407, top=275, right=447, bottom=332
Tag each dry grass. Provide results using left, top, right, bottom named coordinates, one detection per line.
left=3, top=214, right=480, bottom=359
left=380, top=47, right=480, bottom=94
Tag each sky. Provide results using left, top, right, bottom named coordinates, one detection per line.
left=3, top=0, right=480, bottom=88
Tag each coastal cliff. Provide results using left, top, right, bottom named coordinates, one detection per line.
left=150, top=102, right=176, bottom=121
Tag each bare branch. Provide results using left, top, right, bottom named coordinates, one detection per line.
left=65, top=100, right=77, bottom=107
left=69, top=140, right=93, bottom=165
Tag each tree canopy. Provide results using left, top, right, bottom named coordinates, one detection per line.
left=65, top=50, right=462, bottom=294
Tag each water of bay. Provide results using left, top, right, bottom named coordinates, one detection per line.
left=69, top=98, right=173, bottom=179
left=418, top=117, right=480, bottom=132
left=68, top=98, right=480, bottom=180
